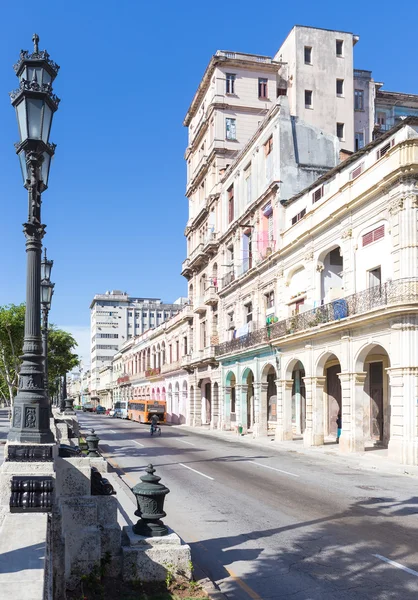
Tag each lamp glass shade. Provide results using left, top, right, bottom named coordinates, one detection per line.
left=41, top=280, right=54, bottom=307
left=16, top=99, right=28, bottom=142
left=27, top=66, right=51, bottom=86
left=42, top=104, right=52, bottom=143
left=41, top=257, right=53, bottom=281
left=18, top=149, right=28, bottom=184
left=41, top=151, right=52, bottom=186
left=27, top=97, right=43, bottom=139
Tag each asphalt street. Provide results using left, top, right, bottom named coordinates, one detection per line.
left=81, top=413, right=418, bottom=599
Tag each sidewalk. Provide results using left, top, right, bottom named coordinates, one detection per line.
left=171, top=423, right=418, bottom=479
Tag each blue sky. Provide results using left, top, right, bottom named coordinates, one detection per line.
left=1, top=0, right=417, bottom=364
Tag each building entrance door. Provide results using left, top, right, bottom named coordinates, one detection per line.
left=327, top=365, right=341, bottom=436
left=205, top=382, right=211, bottom=425
left=370, top=362, right=384, bottom=442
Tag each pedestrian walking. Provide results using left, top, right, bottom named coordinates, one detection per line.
left=336, top=412, right=342, bottom=443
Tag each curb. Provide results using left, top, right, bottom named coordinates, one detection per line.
left=99, top=448, right=228, bottom=599
left=194, top=564, right=229, bottom=600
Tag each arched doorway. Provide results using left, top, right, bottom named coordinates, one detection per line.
left=320, top=246, right=344, bottom=304
left=212, top=382, right=219, bottom=428
left=174, top=382, right=180, bottom=424
left=323, top=354, right=342, bottom=439
left=242, top=368, right=255, bottom=431
left=291, top=361, right=306, bottom=436
left=201, top=378, right=211, bottom=425
left=355, top=344, right=391, bottom=447
left=189, top=385, right=194, bottom=426
left=180, top=381, right=187, bottom=424
left=167, top=384, right=172, bottom=422
left=224, top=371, right=236, bottom=429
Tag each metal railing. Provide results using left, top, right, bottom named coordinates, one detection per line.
left=215, top=279, right=418, bottom=357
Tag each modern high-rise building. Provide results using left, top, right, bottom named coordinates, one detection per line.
left=89, top=291, right=186, bottom=397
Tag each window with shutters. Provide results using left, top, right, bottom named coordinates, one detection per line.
left=258, top=78, right=268, bottom=99
left=350, top=163, right=364, bottom=180
left=354, top=89, right=364, bottom=110
left=265, top=136, right=273, bottom=181
left=377, top=139, right=394, bottom=159
left=291, top=208, right=306, bottom=225
left=368, top=267, right=382, bottom=288
left=227, top=185, right=234, bottom=223
left=244, top=163, right=252, bottom=204
left=225, top=118, right=236, bottom=140
left=226, top=73, right=235, bottom=94
left=268, top=213, right=274, bottom=243
left=245, top=302, right=253, bottom=323
left=265, top=290, right=275, bottom=309
left=312, top=186, right=324, bottom=203
left=355, top=132, right=364, bottom=151
left=362, top=225, right=385, bottom=247
left=336, top=79, right=344, bottom=97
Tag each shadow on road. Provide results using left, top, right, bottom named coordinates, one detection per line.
left=190, top=496, right=418, bottom=600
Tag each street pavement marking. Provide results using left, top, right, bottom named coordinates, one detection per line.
left=224, top=566, right=264, bottom=600
left=179, top=463, right=214, bottom=480
left=133, top=440, right=145, bottom=447
left=177, top=439, right=195, bottom=446
left=251, top=461, right=299, bottom=478
left=373, top=554, right=418, bottom=577
left=109, top=430, right=117, bottom=433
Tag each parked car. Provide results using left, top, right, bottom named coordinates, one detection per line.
left=95, top=405, right=106, bottom=414
left=82, top=403, right=94, bottom=413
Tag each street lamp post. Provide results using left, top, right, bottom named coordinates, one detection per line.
left=7, top=34, right=60, bottom=444
left=41, top=248, right=54, bottom=414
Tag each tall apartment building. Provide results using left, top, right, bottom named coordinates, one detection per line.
left=90, top=291, right=186, bottom=396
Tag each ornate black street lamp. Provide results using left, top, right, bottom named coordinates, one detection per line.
left=41, top=248, right=54, bottom=413
left=7, top=35, right=60, bottom=444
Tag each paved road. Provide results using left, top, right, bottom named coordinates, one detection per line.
left=81, top=413, right=418, bottom=599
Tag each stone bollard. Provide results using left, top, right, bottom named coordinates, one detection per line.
left=132, top=464, right=169, bottom=537
left=64, top=397, right=75, bottom=415
left=86, top=429, right=100, bottom=457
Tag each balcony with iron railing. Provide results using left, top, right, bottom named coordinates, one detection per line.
left=215, top=279, right=418, bottom=357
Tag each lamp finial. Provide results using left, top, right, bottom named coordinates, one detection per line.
left=32, top=33, right=39, bottom=54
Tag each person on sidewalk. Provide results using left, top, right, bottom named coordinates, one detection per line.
left=336, top=412, right=342, bottom=443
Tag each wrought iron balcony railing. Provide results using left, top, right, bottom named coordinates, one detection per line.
left=215, top=278, right=418, bottom=357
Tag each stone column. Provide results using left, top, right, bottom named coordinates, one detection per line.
left=238, top=385, right=247, bottom=433
left=253, top=382, right=268, bottom=437
left=387, top=367, right=418, bottom=465
left=303, top=376, right=326, bottom=446
left=186, top=384, right=194, bottom=426
left=222, top=386, right=232, bottom=430
left=338, top=372, right=367, bottom=453
left=275, top=379, right=293, bottom=441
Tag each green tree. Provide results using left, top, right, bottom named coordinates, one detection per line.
left=47, top=327, right=80, bottom=398
left=0, top=304, right=25, bottom=405
left=0, top=303, right=80, bottom=406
